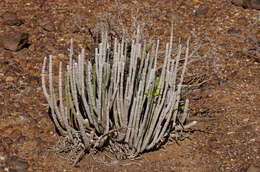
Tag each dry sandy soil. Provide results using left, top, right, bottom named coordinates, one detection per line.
left=0, top=0, right=259, bottom=172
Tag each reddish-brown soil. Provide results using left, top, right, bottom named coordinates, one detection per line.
left=0, top=0, right=259, bottom=171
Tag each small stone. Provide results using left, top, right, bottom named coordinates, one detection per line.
left=243, top=118, right=250, bottom=122
left=16, top=136, right=28, bottom=144
left=0, top=155, right=5, bottom=161
left=9, top=129, right=23, bottom=142
left=231, top=0, right=260, bottom=10
left=251, top=0, right=260, bottom=9
left=227, top=28, right=241, bottom=34
left=2, top=137, right=13, bottom=145
left=5, top=76, right=15, bottom=82
left=227, top=131, right=235, bottom=135
left=247, top=165, right=260, bottom=172
left=57, top=53, right=66, bottom=60
left=41, top=22, right=56, bottom=32
left=0, top=32, right=29, bottom=51
left=1, top=12, right=24, bottom=26
left=7, top=156, right=29, bottom=172
left=231, top=0, right=244, bottom=6
left=194, top=7, right=209, bottom=16
left=33, top=137, right=49, bottom=148
left=19, top=115, right=28, bottom=121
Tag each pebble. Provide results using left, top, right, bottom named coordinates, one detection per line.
left=41, top=21, right=56, bottom=32
left=227, top=28, right=241, bottom=34
left=7, top=156, right=29, bottom=172
left=247, top=165, right=260, bottom=172
left=9, top=129, right=23, bottom=142
left=194, top=7, right=209, bottom=16
left=2, top=137, right=13, bottom=146
left=0, top=32, right=29, bottom=51
left=57, top=53, right=66, bottom=60
left=5, top=76, right=15, bottom=82
left=1, top=12, right=24, bottom=26
left=19, top=115, right=28, bottom=121
left=231, top=0, right=260, bottom=10
left=0, top=156, right=5, bottom=161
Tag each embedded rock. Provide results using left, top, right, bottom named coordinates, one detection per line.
left=231, top=0, right=260, bottom=10
left=0, top=32, right=29, bottom=51
left=7, top=156, right=29, bottom=172
left=1, top=12, right=24, bottom=26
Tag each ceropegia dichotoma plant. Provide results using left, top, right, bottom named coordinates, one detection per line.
left=41, top=28, right=197, bottom=165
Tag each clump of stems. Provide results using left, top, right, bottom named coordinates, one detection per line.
left=41, top=29, right=197, bottom=165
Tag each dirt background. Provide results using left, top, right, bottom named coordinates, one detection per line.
left=0, top=0, right=259, bottom=172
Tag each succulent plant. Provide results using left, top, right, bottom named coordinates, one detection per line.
left=41, top=28, right=197, bottom=165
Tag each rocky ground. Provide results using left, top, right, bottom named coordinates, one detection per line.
left=0, top=0, right=259, bottom=172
